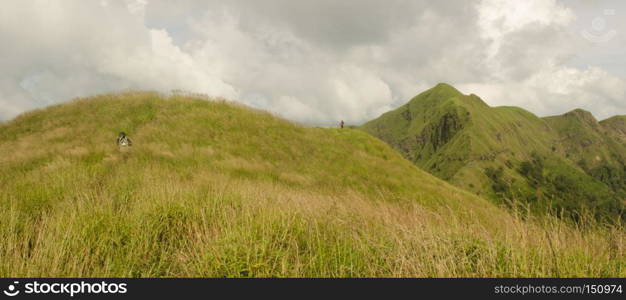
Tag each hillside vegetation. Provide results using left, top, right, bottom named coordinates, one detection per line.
left=0, top=92, right=623, bottom=277
left=362, top=84, right=626, bottom=220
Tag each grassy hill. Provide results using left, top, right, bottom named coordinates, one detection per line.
left=361, top=84, right=626, bottom=220
left=0, top=92, right=623, bottom=277
left=601, top=115, right=626, bottom=144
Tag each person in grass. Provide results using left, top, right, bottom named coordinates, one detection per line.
left=340, top=120, right=345, bottom=129
left=117, top=132, right=133, bottom=147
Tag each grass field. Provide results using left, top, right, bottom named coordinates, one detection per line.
left=0, top=92, right=623, bottom=277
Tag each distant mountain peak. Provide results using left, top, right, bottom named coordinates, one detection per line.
left=429, top=82, right=463, bottom=96
left=563, top=108, right=599, bottom=127
left=601, top=115, right=626, bottom=124
left=565, top=108, right=595, bottom=119
left=403, top=83, right=468, bottom=110
left=600, top=115, right=626, bottom=142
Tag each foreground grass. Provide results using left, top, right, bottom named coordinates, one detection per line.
left=0, top=92, right=623, bottom=277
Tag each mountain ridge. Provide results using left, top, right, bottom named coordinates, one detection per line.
left=361, top=83, right=626, bottom=220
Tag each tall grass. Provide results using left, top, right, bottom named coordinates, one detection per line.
left=0, top=92, right=623, bottom=277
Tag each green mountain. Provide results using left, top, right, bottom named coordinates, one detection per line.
left=601, top=115, right=626, bottom=144
left=361, top=83, right=626, bottom=220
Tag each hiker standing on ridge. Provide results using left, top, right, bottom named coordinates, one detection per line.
left=340, top=120, right=345, bottom=129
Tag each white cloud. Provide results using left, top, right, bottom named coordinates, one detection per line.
left=97, top=28, right=238, bottom=99
left=471, top=0, right=626, bottom=120
left=330, top=65, right=394, bottom=122
left=459, top=66, right=626, bottom=120
left=0, top=0, right=624, bottom=124
left=0, top=0, right=236, bottom=120
left=126, top=0, right=148, bottom=16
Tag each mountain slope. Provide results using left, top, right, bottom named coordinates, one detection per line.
left=602, top=115, right=626, bottom=143
left=361, top=84, right=625, bottom=219
left=0, top=92, right=623, bottom=277
left=544, top=110, right=626, bottom=206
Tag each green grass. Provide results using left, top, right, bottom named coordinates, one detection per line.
left=361, top=84, right=626, bottom=220
left=0, top=92, right=623, bottom=277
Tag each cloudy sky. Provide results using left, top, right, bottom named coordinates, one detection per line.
left=1, top=0, right=625, bottom=125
